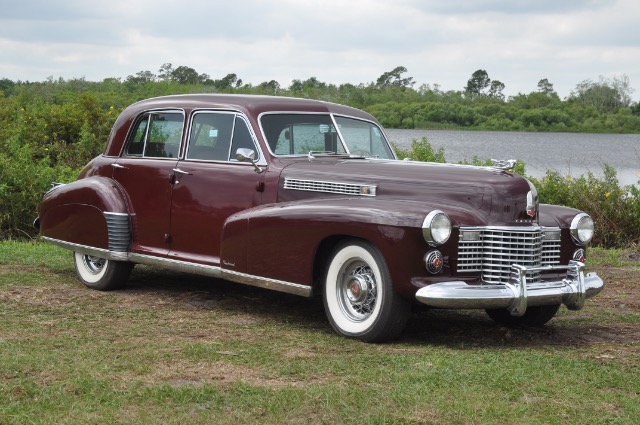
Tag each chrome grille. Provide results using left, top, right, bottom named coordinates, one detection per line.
left=283, top=178, right=376, bottom=196
left=542, top=238, right=562, bottom=266
left=458, top=227, right=561, bottom=284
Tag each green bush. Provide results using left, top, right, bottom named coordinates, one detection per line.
left=393, top=137, right=446, bottom=162
left=0, top=138, right=77, bottom=239
left=530, top=166, right=640, bottom=247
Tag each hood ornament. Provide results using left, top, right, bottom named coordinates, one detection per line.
left=490, top=159, right=517, bottom=171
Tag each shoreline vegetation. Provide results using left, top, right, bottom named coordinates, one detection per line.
left=1, top=66, right=639, bottom=245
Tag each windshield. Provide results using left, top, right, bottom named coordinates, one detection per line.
left=260, top=113, right=394, bottom=159
left=333, top=116, right=394, bottom=159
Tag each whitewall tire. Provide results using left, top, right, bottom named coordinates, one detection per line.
left=323, top=240, right=411, bottom=342
left=73, top=252, right=132, bottom=291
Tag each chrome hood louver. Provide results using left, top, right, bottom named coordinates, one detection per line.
left=283, top=177, right=377, bottom=197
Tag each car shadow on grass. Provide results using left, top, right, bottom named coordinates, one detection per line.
left=118, top=266, right=627, bottom=349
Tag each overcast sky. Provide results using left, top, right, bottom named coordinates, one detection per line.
left=1, top=0, right=638, bottom=101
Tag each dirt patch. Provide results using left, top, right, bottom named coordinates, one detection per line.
left=126, top=359, right=336, bottom=389
left=2, top=263, right=639, bottom=351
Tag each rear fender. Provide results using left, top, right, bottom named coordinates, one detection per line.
left=38, top=177, right=130, bottom=257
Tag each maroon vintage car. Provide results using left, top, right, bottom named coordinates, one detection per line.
left=36, top=94, right=604, bottom=342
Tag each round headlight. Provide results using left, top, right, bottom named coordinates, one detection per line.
left=422, top=210, right=452, bottom=246
left=570, top=213, right=594, bottom=245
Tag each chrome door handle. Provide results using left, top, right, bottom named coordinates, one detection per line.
left=172, top=168, right=191, bottom=184
left=111, top=163, right=126, bottom=169
left=172, top=168, right=191, bottom=175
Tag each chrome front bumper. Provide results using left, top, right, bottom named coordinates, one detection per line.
left=415, top=261, right=604, bottom=316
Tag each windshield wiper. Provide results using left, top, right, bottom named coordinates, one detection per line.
left=307, top=151, right=338, bottom=159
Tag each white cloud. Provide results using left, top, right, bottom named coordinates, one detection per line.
left=0, top=0, right=638, bottom=100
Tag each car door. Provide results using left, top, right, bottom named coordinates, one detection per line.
left=111, top=110, right=184, bottom=257
left=167, top=111, right=266, bottom=266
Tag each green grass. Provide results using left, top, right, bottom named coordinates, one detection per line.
left=1, top=241, right=639, bottom=424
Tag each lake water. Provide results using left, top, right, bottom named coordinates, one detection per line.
left=385, top=129, right=640, bottom=186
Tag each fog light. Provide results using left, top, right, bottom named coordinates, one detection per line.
left=573, top=249, right=586, bottom=263
left=425, top=251, right=443, bottom=274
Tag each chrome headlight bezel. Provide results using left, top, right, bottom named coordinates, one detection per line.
left=570, top=213, right=594, bottom=245
left=422, top=210, right=452, bottom=247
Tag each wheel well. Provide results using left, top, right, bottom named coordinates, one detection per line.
left=312, top=235, right=370, bottom=294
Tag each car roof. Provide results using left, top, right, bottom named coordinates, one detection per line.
left=105, top=94, right=379, bottom=157
left=124, top=94, right=374, bottom=121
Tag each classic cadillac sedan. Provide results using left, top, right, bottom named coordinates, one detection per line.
left=36, top=94, right=604, bottom=342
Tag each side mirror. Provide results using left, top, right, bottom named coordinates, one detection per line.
left=236, top=148, right=263, bottom=174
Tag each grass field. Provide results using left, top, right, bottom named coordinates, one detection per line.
left=1, top=241, right=638, bottom=424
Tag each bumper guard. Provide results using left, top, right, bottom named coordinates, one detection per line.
left=415, top=261, right=604, bottom=316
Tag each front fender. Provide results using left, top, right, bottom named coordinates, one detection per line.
left=538, top=203, right=582, bottom=228
left=38, top=176, right=130, bottom=253
left=539, top=203, right=588, bottom=264
left=220, top=198, right=468, bottom=296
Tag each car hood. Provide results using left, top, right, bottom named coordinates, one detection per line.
left=277, top=158, right=537, bottom=226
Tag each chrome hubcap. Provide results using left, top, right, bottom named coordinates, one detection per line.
left=338, top=261, right=377, bottom=322
left=82, top=255, right=106, bottom=275
left=346, top=276, right=368, bottom=304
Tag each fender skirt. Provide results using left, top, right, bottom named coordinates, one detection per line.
left=38, top=177, right=130, bottom=260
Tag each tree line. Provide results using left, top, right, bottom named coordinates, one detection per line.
left=2, top=64, right=639, bottom=127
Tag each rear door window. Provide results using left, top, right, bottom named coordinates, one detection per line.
left=125, top=111, right=184, bottom=158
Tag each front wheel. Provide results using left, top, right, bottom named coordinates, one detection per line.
left=485, top=304, right=560, bottom=327
left=323, top=240, right=411, bottom=342
left=73, top=252, right=133, bottom=291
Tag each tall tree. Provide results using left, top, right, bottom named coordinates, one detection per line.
left=488, top=80, right=505, bottom=100
left=258, top=80, right=280, bottom=94
left=376, top=66, right=415, bottom=89
left=465, top=69, right=491, bottom=97
left=214, top=73, right=242, bottom=89
left=125, top=70, right=156, bottom=84
left=171, top=66, right=209, bottom=84
left=537, top=78, right=555, bottom=96
left=157, top=63, right=174, bottom=81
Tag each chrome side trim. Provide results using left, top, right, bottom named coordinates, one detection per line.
left=41, top=237, right=128, bottom=261
left=284, top=177, right=377, bottom=197
left=42, top=238, right=313, bottom=298
left=104, top=212, right=130, bottom=252
left=222, top=269, right=313, bottom=297
left=127, top=254, right=312, bottom=297
left=415, top=261, right=604, bottom=314
left=127, top=253, right=223, bottom=278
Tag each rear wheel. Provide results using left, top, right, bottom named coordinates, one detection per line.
left=73, top=252, right=133, bottom=291
left=323, top=240, right=411, bottom=342
left=485, top=304, right=560, bottom=327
